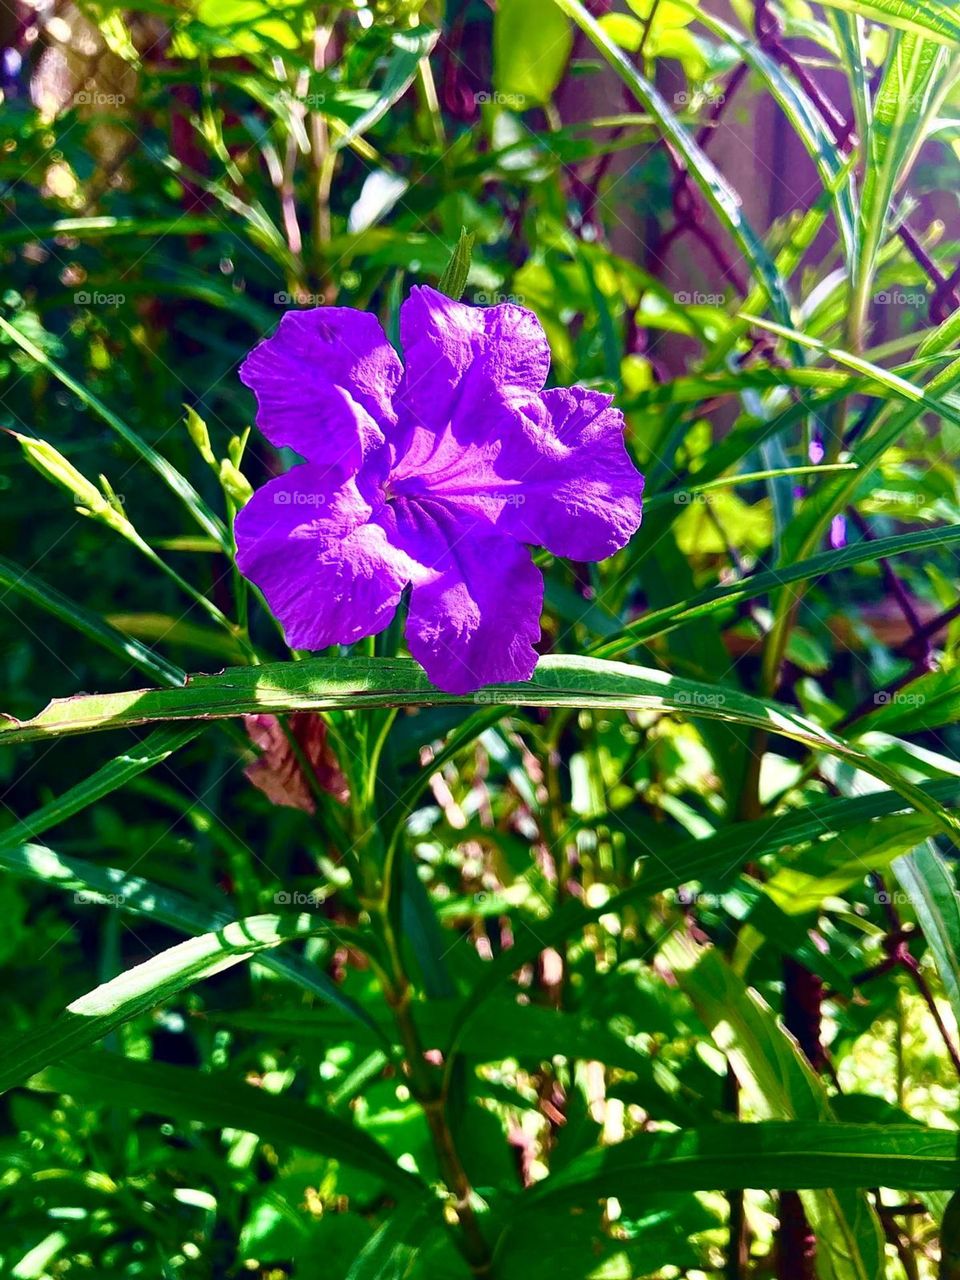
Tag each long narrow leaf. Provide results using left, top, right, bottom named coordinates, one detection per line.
left=30, top=1050, right=421, bottom=1196
left=0, top=316, right=229, bottom=550
left=0, top=555, right=187, bottom=688
left=0, top=655, right=956, bottom=842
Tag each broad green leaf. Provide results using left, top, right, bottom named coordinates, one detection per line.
left=861, top=669, right=960, bottom=734
left=30, top=1050, right=421, bottom=1196
left=495, top=0, right=573, bottom=106
left=762, top=813, right=939, bottom=915
left=1, top=655, right=955, bottom=842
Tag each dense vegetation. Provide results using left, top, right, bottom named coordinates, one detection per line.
left=2, top=0, right=960, bottom=1276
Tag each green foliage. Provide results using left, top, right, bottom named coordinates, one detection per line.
left=1, top=0, right=959, bottom=1277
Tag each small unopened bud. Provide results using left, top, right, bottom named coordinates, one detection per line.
left=219, top=457, right=253, bottom=508
left=184, top=405, right=216, bottom=467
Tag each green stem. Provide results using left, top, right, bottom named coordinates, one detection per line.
left=375, top=902, right=494, bottom=1276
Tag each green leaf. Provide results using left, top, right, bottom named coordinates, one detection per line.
left=344, top=1199, right=439, bottom=1279
left=552, top=0, right=792, bottom=322
left=0, top=555, right=187, bottom=689
left=592, top=524, right=960, bottom=657
left=1, top=655, right=955, bottom=843
left=741, top=315, right=960, bottom=432
left=0, top=843, right=384, bottom=1041
left=664, top=938, right=885, bottom=1279
left=0, top=728, right=199, bottom=851
left=440, top=779, right=960, bottom=1062
left=436, top=228, right=475, bottom=301
left=494, top=0, right=573, bottom=106
left=763, top=813, right=939, bottom=915
left=0, top=915, right=334, bottom=1095
left=333, top=28, right=439, bottom=150
left=806, top=0, right=960, bottom=47
left=520, top=1123, right=960, bottom=1204
left=30, top=1050, right=422, bottom=1197
left=695, top=9, right=858, bottom=263
left=0, top=315, right=229, bottom=550
left=894, top=842, right=960, bottom=1031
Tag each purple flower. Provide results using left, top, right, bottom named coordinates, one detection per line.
left=234, top=287, right=644, bottom=693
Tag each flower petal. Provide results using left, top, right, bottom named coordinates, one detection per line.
left=393, top=499, right=543, bottom=693
left=239, top=308, right=402, bottom=468
left=499, top=388, right=644, bottom=560
left=234, top=464, right=415, bottom=650
left=397, top=286, right=551, bottom=442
